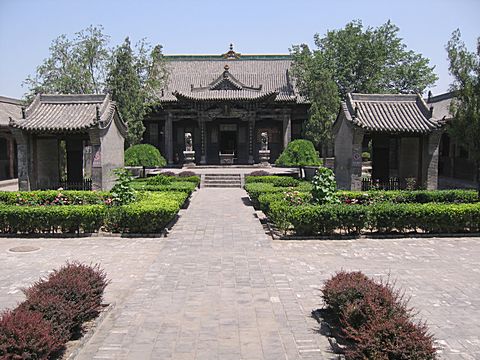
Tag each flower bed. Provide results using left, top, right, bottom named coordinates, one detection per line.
left=320, top=271, right=436, bottom=359
left=0, top=262, right=108, bottom=359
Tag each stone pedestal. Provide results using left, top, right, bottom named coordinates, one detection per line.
left=259, top=150, right=271, bottom=166
left=183, top=150, right=196, bottom=167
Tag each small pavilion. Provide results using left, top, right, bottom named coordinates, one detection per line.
left=9, top=94, right=126, bottom=191
left=333, top=93, right=445, bottom=190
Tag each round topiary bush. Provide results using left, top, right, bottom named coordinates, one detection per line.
left=124, top=144, right=166, bottom=167
left=275, top=140, right=322, bottom=167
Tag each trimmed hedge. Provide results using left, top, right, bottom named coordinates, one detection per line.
left=124, top=144, right=166, bottom=167
left=244, top=182, right=312, bottom=204
left=270, top=202, right=480, bottom=235
left=131, top=181, right=197, bottom=194
left=244, top=175, right=299, bottom=187
left=0, top=190, right=189, bottom=234
left=0, top=205, right=106, bottom=234
left=338, top=189, right=479, bottom=204
left=0, top=190, right=107, bottom=206
left=104, top=192, right=188, bottom=233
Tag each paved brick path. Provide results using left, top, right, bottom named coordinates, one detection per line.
left=0, top=188, right=479, bottom=359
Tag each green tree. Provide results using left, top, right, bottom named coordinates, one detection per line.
left=24, top=25, right=110, bottom=98
left=107, top=38, right=166, bottom=146
left=291, top=20, right=438, bottom=151
left=446, top=29, right=480, bottom=195
left=107, top=37, right=145, bottom=146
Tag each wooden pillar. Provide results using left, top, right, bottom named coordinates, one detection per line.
left=165, top=113, right=173, bottom=164
left=199, top=119, right=206, bottom=164
left=8, top=137, right=15, bottom=179
left=282, top=111, right=291, bottom=149
left=248, top=116, right=255, bottom=164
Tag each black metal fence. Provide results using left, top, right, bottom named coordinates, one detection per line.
left=56, top=178, right=92, bottom=191
left=361, top=177, right=402, bottom=191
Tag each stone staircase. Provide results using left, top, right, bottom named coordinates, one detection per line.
left=202, top=174, right=242, bottom=188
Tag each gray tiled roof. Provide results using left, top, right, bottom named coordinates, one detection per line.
left=0, top=96, right=23, bottom=127
left=340, top=93, right=443, bottom=133
left=10, top=94, right=124, bottom=133
left=427, top=91, right=455, bottom=121
left=158, top=54, right=303, bottom=103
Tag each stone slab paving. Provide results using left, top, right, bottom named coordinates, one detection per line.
left=0, top=188, right=479, bottom=359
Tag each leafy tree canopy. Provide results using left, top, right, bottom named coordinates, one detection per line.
left=446, top=29, right=480, bottom=194
left=24, top=25, right=168, bottom=145
left=291, top=20, right=438, bottom=149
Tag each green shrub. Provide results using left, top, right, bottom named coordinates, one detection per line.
left=275, top=139, right=322, bottom=167
left=0, top=205, right=106, bottom=234
left=124, top=144, right=166, bottom=167
left=109, top=169, right=136, bottom=206
left=104, top=192, right=186, bottom=233
left=311, top=167, right=338, bottom=204
left=176, top=176, right=200, bottom=186
left=244, top=176, right=299, bottom=187
left=145, top=175, right=173, bottom=185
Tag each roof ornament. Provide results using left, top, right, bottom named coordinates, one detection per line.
left=222, top=43, right=241, bottom=59
left=354, top=106, right=359, bottom=118
left=430, top=106, right=434, bottom=118
left=21, top=107, right=26, bottom=119
left=427, top=90, right=432, bottom=102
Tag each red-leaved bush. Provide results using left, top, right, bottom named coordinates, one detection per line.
left=322, top=271, right=437, bottom=360
left=178, top=171, right=196, bottom=177
left=0, top=308, right=64, bottom=359
left=24, top=262, right=109, bottom=328
left=19, top=292, right=76, bottom=341
left=344, top=315, right=436, bottom=359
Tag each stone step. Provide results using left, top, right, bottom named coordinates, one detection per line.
left=204, top=178, right=241, bottom=182
left=201, top=173, right=243, bottom=188
left=203, top=183, right=242, bottom=188
left=204, top=174, right=241, bottom=178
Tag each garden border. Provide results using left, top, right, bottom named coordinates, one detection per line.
left=258, top=208, right=480, bottom=241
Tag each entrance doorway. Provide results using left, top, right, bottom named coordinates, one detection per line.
left=219, top=124, right=237, bottom=155
left=220, top=131, right=236, bottom=154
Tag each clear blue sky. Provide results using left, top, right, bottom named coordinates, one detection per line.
left=1, top=0, right=478, bottom=99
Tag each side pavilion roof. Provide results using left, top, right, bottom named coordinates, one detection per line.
left=10, top=94, right=127, bottom=135
left=336, top=93, right=444, bottom=134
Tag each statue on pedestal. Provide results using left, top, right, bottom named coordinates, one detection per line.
left=259, top=131, right=271, bottom=166
left=183, top=132, right=195, bottom=166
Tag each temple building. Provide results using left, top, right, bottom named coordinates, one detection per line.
left=143, top=45, right=308, bottom=165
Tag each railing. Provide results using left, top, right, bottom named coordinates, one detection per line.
left=56, top=178, right=92, bottom=191
left=361, top=177, right=401, bottom=191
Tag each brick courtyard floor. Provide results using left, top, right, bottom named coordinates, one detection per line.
left=1, top=188, right=479, bottom=359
